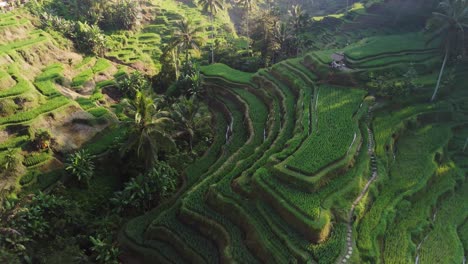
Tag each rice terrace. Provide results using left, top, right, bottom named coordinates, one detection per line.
left=0, top=0, right=467, bottom=263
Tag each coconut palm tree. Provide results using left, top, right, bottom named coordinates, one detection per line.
left=288, top=4, right=308, bottom=33
left=428, top=0, right=468, bottom=101
left=172, top=96, right=210, bottom=151
left=167, top=19, right=204, bottom=68
left=197, top=0, right=224, bottom=63
left=121, top=91, right=175, bottom=169
left=236, top=0, right=256, bottom=38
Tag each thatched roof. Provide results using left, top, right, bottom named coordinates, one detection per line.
left=331, top=52, right=345, bottom=62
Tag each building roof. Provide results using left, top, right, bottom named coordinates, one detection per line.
left=331, top=52, right=345, bottom=62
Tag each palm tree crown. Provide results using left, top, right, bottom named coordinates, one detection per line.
left=428, top=0, right=468, bottom=101
left=167, top=19, right=204, bottom=64
left=197, top=0, right=224, bottom=15
left=121, top=91, right=175, bottom=169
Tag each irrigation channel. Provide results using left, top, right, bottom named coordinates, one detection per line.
left=338, top=106, right=378, bottom=264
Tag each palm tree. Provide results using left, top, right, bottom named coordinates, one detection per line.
left=121, top=91, right=175, bottom=169
left=273, top=21, right=293, bottom=57
left=236, top=0, right=256, bottom=38
left=288, top=4, right=307, bottom=33
left=172, top=97, right=210, bottom=151
left=167, top=19, right=204, bottom=68
left=428, top=0, right=468, bottom=101
left=197, top=0, right=224, bottom=63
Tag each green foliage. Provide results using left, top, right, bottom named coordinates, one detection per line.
left=65, top=150, right=95, bottom=188
left=111, top=161, right=178, bottom=214
left=1, top=148, right=19, bottom=174
left=116, top=71, right=150, bottom=98
left=89, top=235, right=119, bottom=264
left=0, top=193, right=78, bottom=256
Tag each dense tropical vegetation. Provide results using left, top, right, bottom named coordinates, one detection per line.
left=0, top=0, right=467, bottom=263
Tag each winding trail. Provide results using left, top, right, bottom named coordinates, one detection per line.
left=338, top=105, right=378, bottom=264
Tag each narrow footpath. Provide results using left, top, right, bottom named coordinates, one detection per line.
left=338, top=106, right=378, bottom=264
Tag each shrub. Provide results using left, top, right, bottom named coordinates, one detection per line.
left=65, top=150, right=95, bottom=188
left=110, top=161, right=178, bottom=214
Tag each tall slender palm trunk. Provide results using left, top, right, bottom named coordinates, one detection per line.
left=210, top=13, right=215, bottom=64
left=172, top=49, right=179, bottom=79
left=431, top=46, right=449, bottom=102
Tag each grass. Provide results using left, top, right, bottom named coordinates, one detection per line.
left=72, top=58, right=112, bottom=87
left=22, top=151, right=51, bottom=167
left=284, top=85, right=365, bottom=175
left=417, top=180, right=468, bottom=264
left=313, top=3, right=365, bottom=21
left=357, top=124, right=451, bottom=260
left=344, top=32, right=439, bottom=60
left=0, top=96, right=70, bottom=125
left=84, top=125, right=128, bottom=155
left=382, top=162, right=462, bottom=263
left=0, top=76, right=31, bottom=99
left=34, top=63, right=63, bottom=96
left=201, top=63, right=254, bottom=84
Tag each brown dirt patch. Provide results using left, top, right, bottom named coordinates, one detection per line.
left=30, top=105, right=113, bottom=153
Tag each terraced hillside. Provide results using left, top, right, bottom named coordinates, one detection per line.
left=106, top=0, right=235, bottom=73
left=121, top=26, right=468, bottom=263
left=0, top=11, right=128, bottom=196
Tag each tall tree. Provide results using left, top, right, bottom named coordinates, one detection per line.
left=197, top=0, right=224, bottom=63
left=121, top=92, right=175, bottom=169
left=428, top=0, right=468, bottom=101
left=167, top=19, right=204, bottom=69
left=236, top=0, right=256, bottom=38
left=172, top=97, right=210, bottom=151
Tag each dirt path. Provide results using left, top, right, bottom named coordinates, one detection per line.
left=337, top=106, right=378, bottom=264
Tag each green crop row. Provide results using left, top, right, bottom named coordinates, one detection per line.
left=206, top=87, right=305, bottom=261
left=84, top=125, right=128, bottom=155
left=34, top=63, right=64, bottom=96
left=22, top=151, right=51, bottom=167
left=0, top=35, right=47, bottom=54
left=179, top=94, right=257, bottom=262
left=72, top=58, right=112, bottom=87
left=263, top=66, right=313, bottom=162
left=0, top=76, right=31, bottom=99
left=382, top=162, right=462, bottom=263
left=0, top=134, right=29, bottom=150
left=0, top=96, right=70, bottom=125
left=201, top=63, right=254, bottom=84
left=76, top=97, right=97, bottom=110
left=417, top=180, right=468, bottom=264
left=373, top=101, right=451, bottom=165
left=71, top=69, right=93, bottom=87
left=357, top=125, right=451, bottom=260
left=87, top=107, right=109, bottom=118
left=285, top=85, right=365, bottom=175
left=353, top=52, right=438, bottom=69
left=344, top=32, right=439, bottom=61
